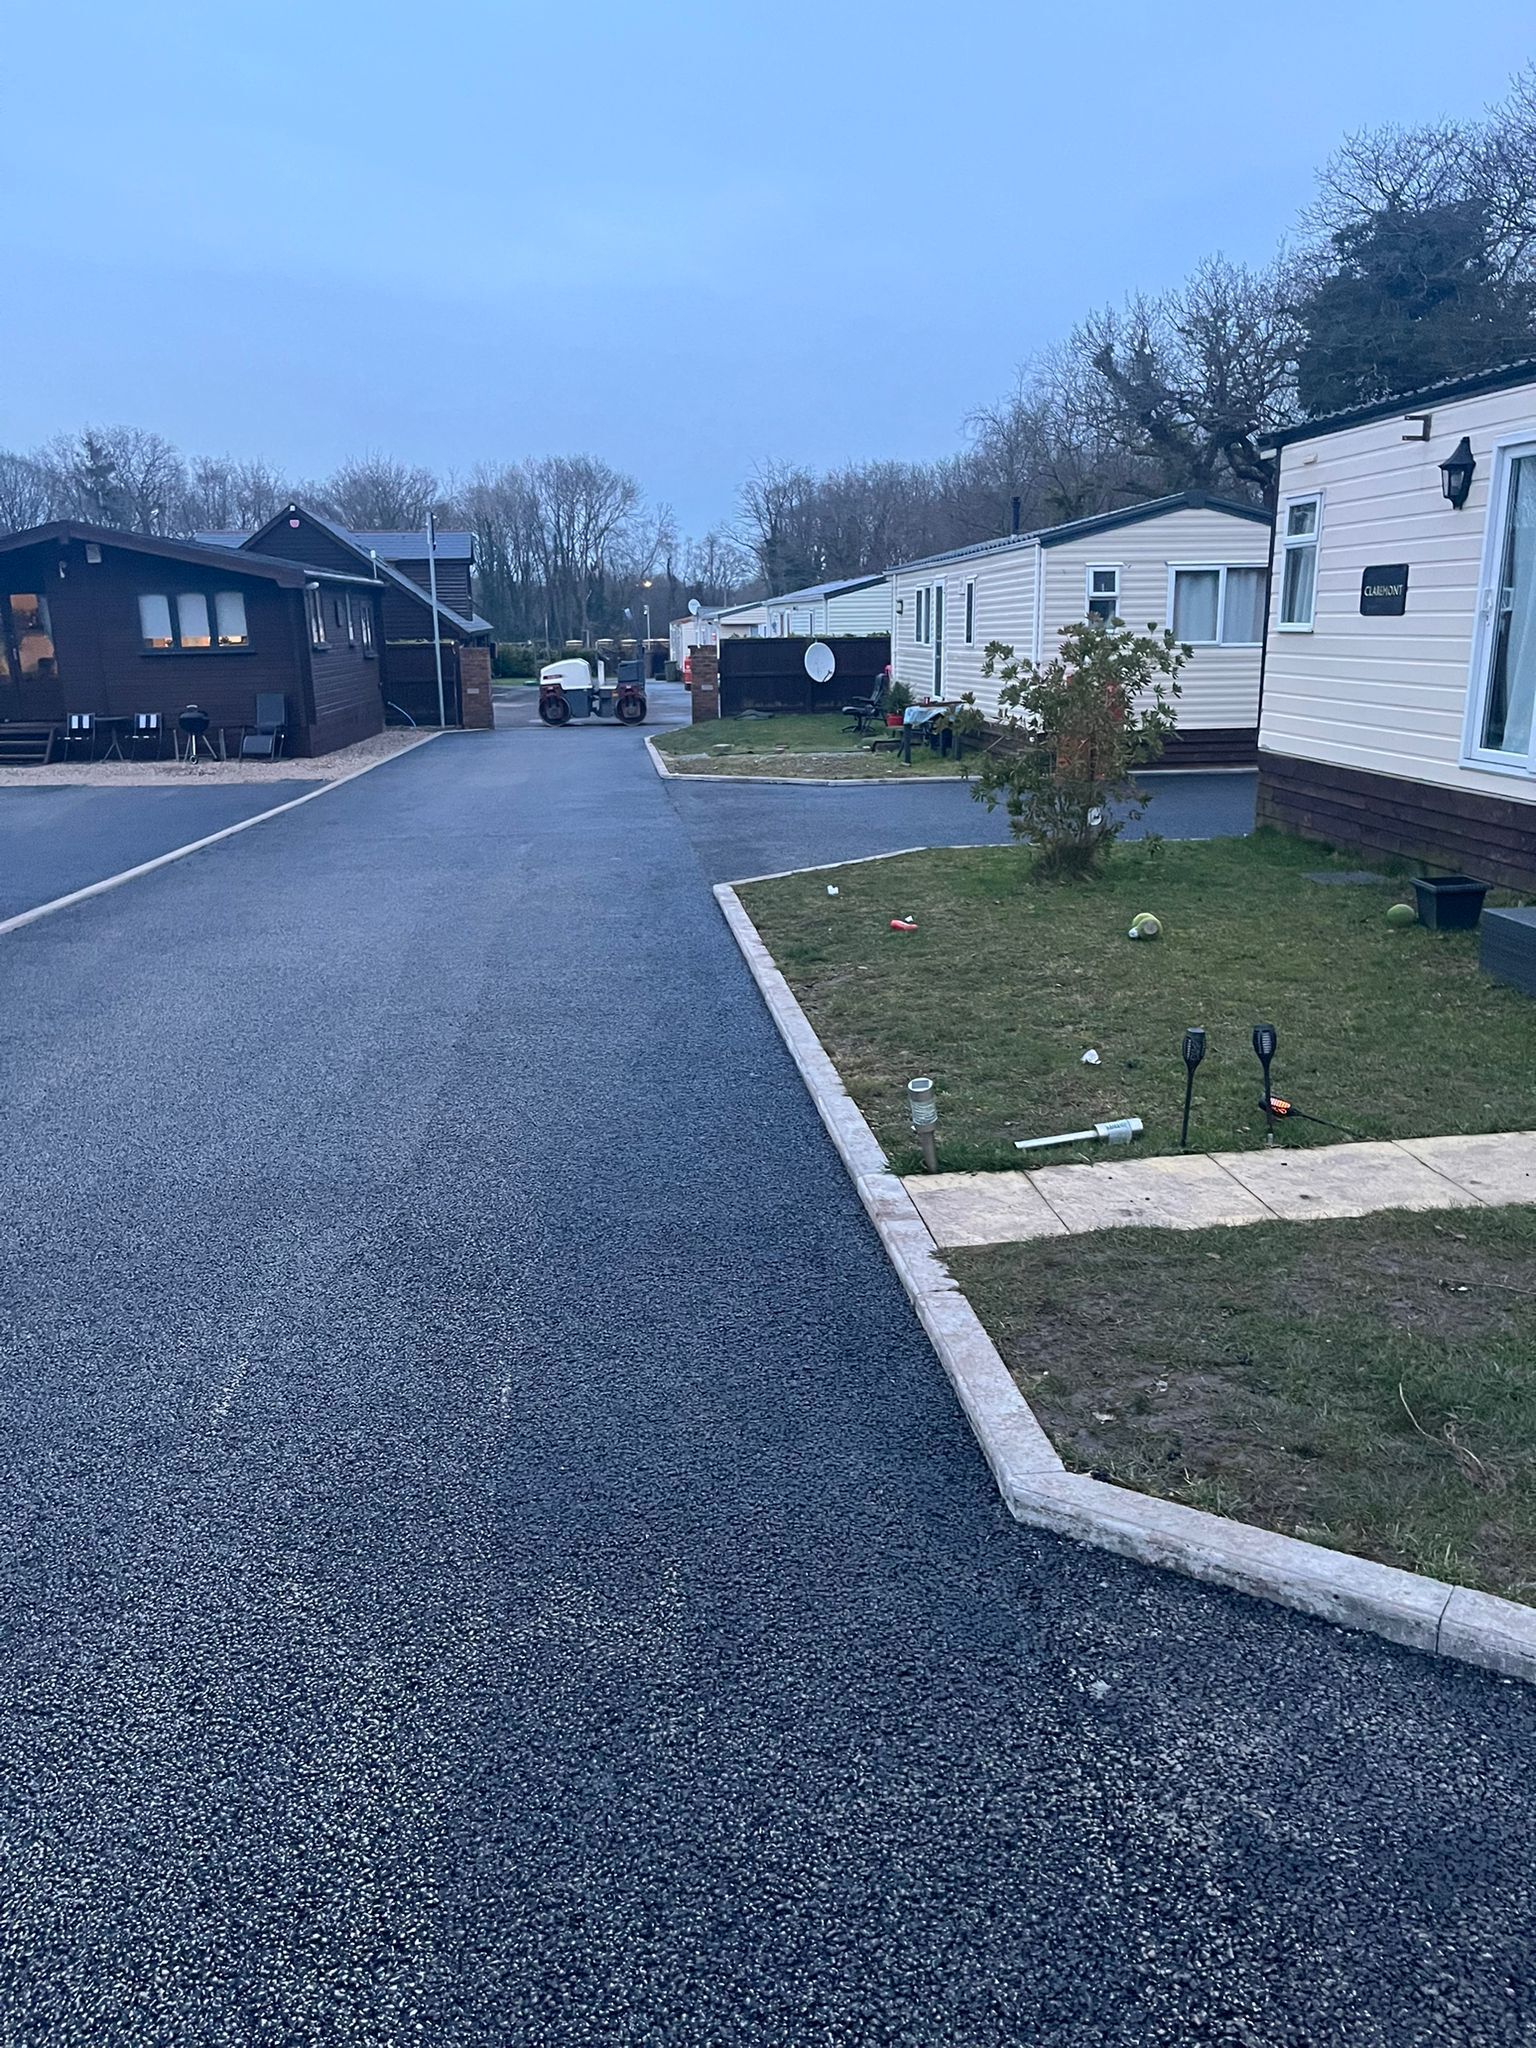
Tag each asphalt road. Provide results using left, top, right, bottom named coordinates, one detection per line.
left=1, top=730, right=1532, bottom=2045
left=0, top=783, right=320, bottom=921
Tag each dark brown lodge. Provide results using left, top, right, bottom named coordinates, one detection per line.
left=0, top=506, right=494, bottom=758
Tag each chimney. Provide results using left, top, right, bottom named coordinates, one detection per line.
left=1010, top=495, right=1021, bottom=535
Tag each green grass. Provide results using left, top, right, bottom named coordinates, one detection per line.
left=655, top=711, right=969, bottom=777
left=739, top=833, right=1536, bottom=1173
left=952, top=1206, right=1536, bottom=1601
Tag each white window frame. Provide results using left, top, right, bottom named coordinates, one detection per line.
left=306, top=585, right=327, bottom=648
left=1461, top=432, right=1536, bottom=778
left=359, top=598, right=375, bottom=656
left=1085, top=565, right=1120, bottom=623
left=964, top=579, right=975, bottom=645
left=1166, top=563, right=1268, bottom=647
left=1276, top=493, right=1323, bottom=631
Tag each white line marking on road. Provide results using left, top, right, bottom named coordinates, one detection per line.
left=0, top=733, right=442, bottom=939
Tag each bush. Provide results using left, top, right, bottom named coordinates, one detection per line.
left=493, top=642, right=550, bottom=679
left=970, top=619, right=1187, bottom=879
left=886, top=677, right=913, bottom=715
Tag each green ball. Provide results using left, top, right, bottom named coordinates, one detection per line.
left=1130, top=912, right=1162, bottom=939
left=1386, top=902, right=1417, bottom=928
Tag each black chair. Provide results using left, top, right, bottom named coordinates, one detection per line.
left=842, top=672, right=888, bottom=734
left=130, top=712, right=165, bottom=759
left=240, top=693, right=290, bottom=760
left=63, top=712, right=95, bottom=759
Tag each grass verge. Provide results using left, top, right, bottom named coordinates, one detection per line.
left=951, top=1205, right=1536, bottom=1601
left=656, top=712, right=968, bottom=777
left=738, top=834, right=1536, bottom=1172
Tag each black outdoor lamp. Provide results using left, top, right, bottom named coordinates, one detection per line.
left=1179, top=1028, right=1207, bottom=1151
left=1253, top=1023, right=1279, bottom=1146
left=1440, top=436, right=1476, bottom=510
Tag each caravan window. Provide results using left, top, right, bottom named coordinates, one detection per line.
left=1086, top=567, right=1120, bottom=623
left=1278, top=497, right=1321, bottom=629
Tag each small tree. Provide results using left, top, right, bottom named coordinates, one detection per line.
left=971, top=618, right=1187, bottom=878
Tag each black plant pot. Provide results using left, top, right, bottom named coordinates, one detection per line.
left=1412, top=874, right=1489, bottom=931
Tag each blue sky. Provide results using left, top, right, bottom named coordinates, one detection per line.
left=4, top=0, right=1534, bottom=535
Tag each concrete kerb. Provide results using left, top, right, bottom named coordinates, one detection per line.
left=714, top=874, right=1536, bottom=1686
left=0, top=732, right=443, bottom=940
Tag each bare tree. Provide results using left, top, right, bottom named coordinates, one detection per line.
left=320, top=453, right=442, bottom=530
left=0, top=451, right=57, bottom=531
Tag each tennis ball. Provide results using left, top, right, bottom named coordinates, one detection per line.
left=1386, top=901, right=1417, bottom=927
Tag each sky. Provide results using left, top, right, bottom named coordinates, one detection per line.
left=3, top=0, right=1534, bottom=538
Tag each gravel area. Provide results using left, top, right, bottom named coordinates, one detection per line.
left=0, top=727, right=434, bottom=787
left=0, top=734, right=1531, bottom=2043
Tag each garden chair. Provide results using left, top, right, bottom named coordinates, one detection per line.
left=842, top=673, right=888, bottom=734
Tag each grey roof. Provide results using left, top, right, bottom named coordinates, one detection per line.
left=766, top=572, right=888, bottom=606
left=887, top=491, right=1270, bottom=576
left=350, top=529, right=474, bottom=560
left=1262, top=355, right=1536, bottom=450
left=195, top=525, right=476, bottom=565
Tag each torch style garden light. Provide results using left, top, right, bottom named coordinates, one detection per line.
left=1253, top=1023, right=1279, bottom=1146
left=1180, top=1027, right=1207, bottom=1151
left=908, top=1077, right=939, bottom=1173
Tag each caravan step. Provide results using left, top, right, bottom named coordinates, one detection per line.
left=0, top=724, right=57, bottom=765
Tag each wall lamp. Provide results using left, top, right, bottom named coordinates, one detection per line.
left=1440, top=436, right=1476, bottom=510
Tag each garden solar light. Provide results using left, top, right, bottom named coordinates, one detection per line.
left=1179, top=1027, right=1207, bottom=1152
left=1015, top=1117, right=1143, bottom=1156
left=908, top=1077, right=939, bottom=1173
left=1253, top=1023, right=1279, bottom=1146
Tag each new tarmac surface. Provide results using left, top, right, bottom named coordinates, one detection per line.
left=1, top=730, right=1533, bottom=2045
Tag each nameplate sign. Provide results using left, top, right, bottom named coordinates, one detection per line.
left=1360, top=564, right=1409, bottom=616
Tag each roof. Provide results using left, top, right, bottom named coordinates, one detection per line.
left=766, top=572, right=888, bottom=606
left=0, top=521, right=377, bottom=587
left=349, top=529, right=474, bottom=561
left=887, top=491, right=1270, bottom=576
left=242, top=504, right=494, bottom=635
left=195, top=525, right=475, bottom=561
left=1263, top=356, right=1536, bottom=451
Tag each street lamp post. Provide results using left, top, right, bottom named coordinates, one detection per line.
left=641, top=577, right=652, bottom=679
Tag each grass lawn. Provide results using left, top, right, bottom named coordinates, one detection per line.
left=738, top=833, right=1536, bottom=1174
left=655, top=711, right=969, bottom=777
left=952, top=1206, right=1536, bottom=1601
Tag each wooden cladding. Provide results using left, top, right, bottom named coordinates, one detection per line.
left=1257, top=751, right=1536, bottom=892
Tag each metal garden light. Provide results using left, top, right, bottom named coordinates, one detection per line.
left=1179, top=1027, right=1206, bottom=1151
left=1253, top=1023, right=1279, bottom=1145
left=1015, top=1117, right=1143, bottom=1156
left=908, top=1077, right=939, bottom=1173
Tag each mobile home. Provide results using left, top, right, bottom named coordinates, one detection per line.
left=1258, top=358, right=1536, bottom=890
left=669, top=599, right=767, bottom=668
left=763, top=574, right=891, bottom=639
left=889, top=492, right=1272, bottom=763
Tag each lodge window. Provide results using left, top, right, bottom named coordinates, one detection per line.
left=1086, top=566, right=1120, bottom=624
left=1278, top=496, right=1321, bottom=629
left=138, top=591, right=251, bottom=652
left=964, top=580, right=975, bottom=644
left=345, top=592, right=356, bottom=646
left=359, top=599, right=375, bottom=656
left=1169, top=565, right=1268, bottom=645
left=307, top=586, right=327, bottom=647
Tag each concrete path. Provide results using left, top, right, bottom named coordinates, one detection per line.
left=909, top=1132, right=1536, bottom=1246
left=1, top=732, right=1532, bottom=2043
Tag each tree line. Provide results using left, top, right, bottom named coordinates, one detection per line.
left=4, top=67, right=1533, bottom=640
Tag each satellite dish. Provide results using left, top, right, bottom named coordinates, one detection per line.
left=687, top=598, right=702, bottom=616
left=803, top=641, right=836, bottom=685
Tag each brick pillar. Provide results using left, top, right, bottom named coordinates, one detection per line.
left=459, top=644, right=494, bottom=729
left=690, top=646, right=720, bottom=723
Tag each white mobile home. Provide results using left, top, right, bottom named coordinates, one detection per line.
left=1257, top=359, right=1536, bottom=889
left=763, top=573, right=892, bottom=638
left=888, top=492, right=1272, bottom=763
left=668, top=599, right=767, bottom=668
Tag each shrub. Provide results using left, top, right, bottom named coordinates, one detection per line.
left=886, top=677, right=913, bottom=715
left=970, top=619, right=1187, bottom=878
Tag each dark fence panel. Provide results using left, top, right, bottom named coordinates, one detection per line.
left=719, top=635, right=890, bottom=717
left=383, top=642, right=462, bottom=726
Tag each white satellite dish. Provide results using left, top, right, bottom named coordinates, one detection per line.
left=687, top=598, right=702, bottom=616
left=803, top=641, right=836, bottom=685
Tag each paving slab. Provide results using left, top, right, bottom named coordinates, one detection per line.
left=1024, top=1152, right=1277, bottom=1234
left=1396, top=1131, right=1536, bottom=1206
left=904, top=1169, right=1069, bottom=1246
left=1212, top=1139, right=1484, bottom=1221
